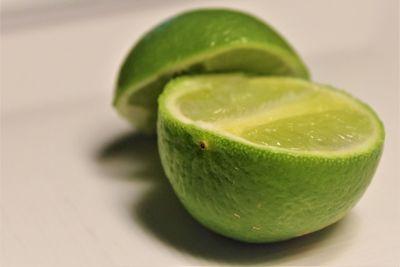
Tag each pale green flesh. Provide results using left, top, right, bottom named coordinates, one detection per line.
left=174, top=75, right=375, bottom=152
left=119, top=46, right=304, bottom=132
left=127, top=46, right=300, bottom=108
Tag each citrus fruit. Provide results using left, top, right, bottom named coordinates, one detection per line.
left=157, top=73, right=384, bottom=243
left=114, top=9, right=310, bottom=132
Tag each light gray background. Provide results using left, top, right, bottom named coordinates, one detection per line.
left=1, top=0, right=399, bottom=266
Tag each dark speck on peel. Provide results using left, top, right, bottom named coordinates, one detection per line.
left=199, top=141, right=208, bottom=150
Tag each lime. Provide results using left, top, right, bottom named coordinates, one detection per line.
left=114, top=9, right=310, bottom=132
left=157, top=74, right=384, bottom=243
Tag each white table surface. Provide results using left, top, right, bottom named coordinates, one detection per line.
left=1, top=0, right=399, bottom=266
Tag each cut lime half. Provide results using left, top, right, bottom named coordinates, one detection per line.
left=157, top=74, right=384, bottom=242
left=114, top=9, right=310, bottom=132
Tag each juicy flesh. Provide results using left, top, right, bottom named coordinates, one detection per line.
left=175, top=75, right=375, bottom=152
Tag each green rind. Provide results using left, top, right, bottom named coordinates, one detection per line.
left=114, top=9, right=310, bottom=132
left=157, top=77, right=384, bottom=243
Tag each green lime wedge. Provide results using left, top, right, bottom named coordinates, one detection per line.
left=157, top=74, right=384, bottom=242
left=114, top=9, right=310, bottom=132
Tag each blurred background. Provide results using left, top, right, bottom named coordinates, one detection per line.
left=1, top=0, right=399, bottom=266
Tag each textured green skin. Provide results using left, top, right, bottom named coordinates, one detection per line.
left=157, top=79, right=384, bottom=243
left=114, top=9, right=309, bottom=132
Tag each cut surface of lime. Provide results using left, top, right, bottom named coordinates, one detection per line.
left=114, top=9, right=310, bottom=132
left=157, top=74, right=384, bottom=242
left=165, top=74, right=381, bottom=155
